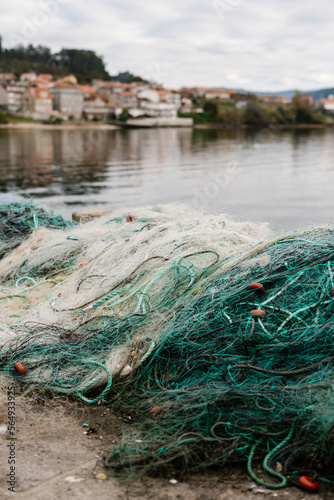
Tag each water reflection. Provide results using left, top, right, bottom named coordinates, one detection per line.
left=0, top=127, right=333, bottom=231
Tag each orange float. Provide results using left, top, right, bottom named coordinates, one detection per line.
left=14, top=362, right=27, bottom=375
left=298, top=476, right=319, bottom=492
left=250, top=309, right=266, bottom=319
left=149, top=406, right=164, bottom=419
left=248, top=282, right=264, bottom=293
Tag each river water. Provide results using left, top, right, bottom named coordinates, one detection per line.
left=0, top=127, right=333, bottom=231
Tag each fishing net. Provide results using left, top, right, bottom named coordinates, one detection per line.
left=1, top=200, right=334, bottom=489
left=0, top=199, right=72, bottom=260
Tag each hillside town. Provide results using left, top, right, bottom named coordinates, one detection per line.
left=0, top=71, right=334, bottom=124
left=0, top=72, right=195, bottom=122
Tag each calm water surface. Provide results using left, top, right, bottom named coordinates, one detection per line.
left=0, top=127, right=333, bottom=231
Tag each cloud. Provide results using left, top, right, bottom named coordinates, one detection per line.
left=1, top=0, right=334, bottom=91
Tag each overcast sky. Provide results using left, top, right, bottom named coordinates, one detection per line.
left=2, top=0, right=334, bottom=91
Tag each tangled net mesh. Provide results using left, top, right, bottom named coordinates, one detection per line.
left=1, top=199, right=334, bottom=488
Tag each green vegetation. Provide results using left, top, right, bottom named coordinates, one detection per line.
left=181, top=96, right=326, bottom=127
left=43, top=116, right=64, bottom=124
left=0, top=37, right=147, bottom=85
left=0, top=38, right=110, bottom=83
left=118, top=108, right=130, bottom=122
left=178, top=111, right=213, bottom=123
left=54, top=48, right=109, bottom=82
left=0, top=110, right=9, bottom=123
left=111, top=71, right=148, bottom=84
left=0, top=111, right=35, bottom=123
left=243, top=102, right=271, bottom=127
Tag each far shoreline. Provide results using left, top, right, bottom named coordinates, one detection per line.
left=0, top=121, right=121, bottom=130
left=193, top=122, right=332, bottom=129
left=0, top=121, right=332, bottom=131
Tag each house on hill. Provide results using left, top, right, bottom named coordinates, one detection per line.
left=0, top=73, right=16, bottom=84
left=316, top=97, right=334, bottom=114
left=112, top=91, right=138, bottom=108
left=204, top=89, right=235, bottom=101
left=20, top=72, right=37, bottom=82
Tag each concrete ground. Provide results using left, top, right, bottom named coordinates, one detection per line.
left=0, top=386, right=333, bottom=500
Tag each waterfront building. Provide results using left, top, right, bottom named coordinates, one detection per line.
left=0, top=85, right=8, bottom=108
left=5, top=86, right=25, bottom=112
left=22, top=87, right=53, bottom=120
left=50, top=84, right=84, bottom=119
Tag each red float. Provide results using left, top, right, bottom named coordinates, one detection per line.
left=126, top=215, right=135, bottom=222
left=250, top=309, right=266, bottom=318
left=14, top=362, right=27, bottom=375
left=149, top=406, right=164, bottom=419
left=248, top=282, right=264, bottom=293
left=298, top=475, right=319, bottom=492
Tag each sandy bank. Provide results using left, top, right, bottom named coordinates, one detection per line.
left=0, top=122, right=120, bottom=131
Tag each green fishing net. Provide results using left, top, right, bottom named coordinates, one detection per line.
left=1, top=200, right=334, bottom=488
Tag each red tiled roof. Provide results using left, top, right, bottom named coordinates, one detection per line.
left=27, top=86, right=52, bottom=99
left=118, top=83, right=137, bottom=88
left=77, top=85, right=95, bottom=94
left=96, top=81, right=121, bottom=87
left=38, top=74, right=52, bottom=79
left=54, top=82, right=76, bottom=88
left=96, top=81, right=137, bottom=88
left=208, top=89, right=235, bottom=94
left=84, top=95, right=101, bottom=101
left=98, top=92, right=109, bottom=102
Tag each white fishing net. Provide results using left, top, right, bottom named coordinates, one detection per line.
left=0, top=204, right=271, bottom=391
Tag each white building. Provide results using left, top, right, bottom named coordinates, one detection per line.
left=192, top=87, right=209, bottom=98
left=112, top=91, right=138, bottom=108
left=0, top=86, right=8, bottom=108
left=316, top=97, right=334, bottom=114
left=137, top=89, right=160, bottom=103
left=204, top=89, right=235, bottom=101
left=83, top=96, right=113, bottom=120
left=22, top=87, right=53, bottom=120
left=20, top=72, right=37, bottom=82
left=139, top=101, right=177, bottom=118
left=164, top=91, right=181, bottom=110
left=180, top=97, right=193, bottom=112
left=6, top=86, right=25, bottom=112
left=50, top=85, right=84, bottom=120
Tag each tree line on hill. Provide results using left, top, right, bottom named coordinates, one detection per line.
left=0, top=38, right=144, bottom=84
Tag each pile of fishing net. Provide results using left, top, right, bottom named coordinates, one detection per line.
left=1, top=200, right=334, bottom=490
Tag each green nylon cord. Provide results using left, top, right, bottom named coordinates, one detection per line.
left=247, top=427, right=295, bottom=489
left=74, top=361, right=113, bottom=404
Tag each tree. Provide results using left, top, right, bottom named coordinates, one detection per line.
left=0, top=37, right=111, bottom=82
left=54, top=49, right=110, bottom=81
left=244, top=102, right=270, bottom=126
left=203, top=101, right=219, bottom=121
left=292, top=91, right=315, bottom=124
